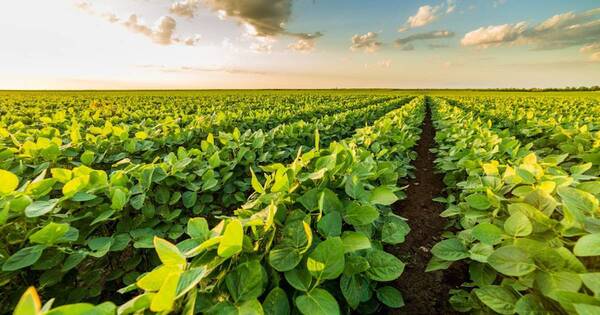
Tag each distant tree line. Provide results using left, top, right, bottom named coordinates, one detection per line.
left=485, top=86, right=600, bottom=92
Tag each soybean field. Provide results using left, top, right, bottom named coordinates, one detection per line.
left=1, top=90, right=599, bottom=315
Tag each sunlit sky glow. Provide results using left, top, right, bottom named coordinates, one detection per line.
left=1, top=0, right=599, bottom=89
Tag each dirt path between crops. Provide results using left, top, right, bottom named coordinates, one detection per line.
left=387, top=99, right=466, bottom=315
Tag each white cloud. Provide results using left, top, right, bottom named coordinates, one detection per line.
left=461, top=8, right=600, bottom=51
left=250, top=42, right=273, bottom=54
left=408, top=5, right=440, bottom=28
left=288, top=39, right=315, bottom=52
left=350, top=32, right=382, bottom=53
left=396, top=30, right=454, bottom=50
left=461, top=22, right=527, bottom=47
left=580, top=43, right=600, bottom=61
left=399, top=2, right=456, bottom=32
left=169, top=0, right=199, bottom=18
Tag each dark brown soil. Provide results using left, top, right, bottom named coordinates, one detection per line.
left=386, top=100, right=467, bottom=315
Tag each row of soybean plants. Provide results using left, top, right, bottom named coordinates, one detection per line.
left=428, top=97, right=600, bottom=314
left=0, top=95, right=399, bottom=185
left=446, top=95, right=600, bottom=166
left=6, top=96, right=426, bottom=314
left=0, top=96, right=419, bottom=313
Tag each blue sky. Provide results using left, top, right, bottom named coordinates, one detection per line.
left=0, top=0, right=598, bottom=89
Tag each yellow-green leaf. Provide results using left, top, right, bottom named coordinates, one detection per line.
left=153, top=237, right=186, bottom=266
left=14, top=287, right=41, bottom=315
left=150, top=272, right=181, bottom=312
left=218, top=219, right=243, bottom=258
left=0, top=169, right=19, bottom=195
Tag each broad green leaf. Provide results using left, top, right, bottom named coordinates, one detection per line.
left=2, top=245, right=46, bottom=271
left=218, top=219, right=243, bottom=258
left=25, top=199, right=59, bottom=218
left=376, top=286, right=404, bottom=308
left=465, top=194, right=491, bottom=210
left=284, top=266, right=312, bottom=292
left=472, top=223, right=504, bottom=245
left=365, top=249, right=405, bottom=281
left=0, top=169, right=19, bottom=195
left=14, top=287, right=41, bottom=315
left=263, top=288, right=290, bottom=315
left=574, top=304, right=600, bottom=315
left=307, top=237, right=345, bottom=281
left=29, top=222, right=69, bottom=245
left=535, top=271, right=581, bottom=295
left=175, top=268, right=207, bottom=299
left=186, top=217, right=209, bottom=240
left=340, top=274, right=369, bottom=309
left=514, top=294, right=547, bottom=315
left=580, top=273, right=600, bottom=296
left=295, top=288, right=340, bottom=315
left=317, top=212, right=342, bottom=237
left=381, top=215, right=410, bottom=244
left=150, top=272, right=180, bottom=312
left=431, top=239, right=469, bottom=261
left=369, top=186, right=398, bottom=205
left=574, top=234, right=600, bottom=256
left=474, top=285, right=518, bottom=314
left=341, top=232, right=371, bottom=253
left=154, top=237, right=186, bottom=266
left=343, top=201, right=379, bottom=226
left=225, top=260, right=265, bottom=303
left=488, top=245, right=536, bottom=276
left=504, top=212, right=533, bottom=237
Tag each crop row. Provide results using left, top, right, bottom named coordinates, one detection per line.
left=428, top=97, right=600, bottom=314
left=3, top=97, right=425, bottom=314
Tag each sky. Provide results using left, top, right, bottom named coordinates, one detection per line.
left=0, top=0, right=599, bottom=89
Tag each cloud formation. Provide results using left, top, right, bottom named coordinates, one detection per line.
left=350, top=32, right=383, bottom=53
left=461, top=8, right=600, bottom=52
left=288, top=39, right=315, bottom=52
left=399, top=1, right=455, bottom=31
left=395, top=30, right=454, bottom=50
left=580, top=43, right=600, bottom=61
left=75, top=1, right=200, bottom=46
left=169, top=0, right=199, bottom=18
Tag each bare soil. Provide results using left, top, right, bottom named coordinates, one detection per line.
left=386, top=100, right=467, bottom=315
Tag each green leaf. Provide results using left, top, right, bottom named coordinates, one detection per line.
left=340, top=274, right=369, bottom=309
left=365, top=249, right=405, bottom=281
left=175, top=267, right=207, bottom=299
left=431, top=239, right=469, bottom=261
left=341, top=232, right=371, bottom=253
left=218, top=219, right=243, bottom=258
left=29, top=222, right=70, bottom=245
left=111, top=188, right=128, bottom=210
left=465, top=193, right=491, bottom=210
left=376, top=286, right=404, bottom=308
left=369, top=186, right=398, bottom=205
left=153, top=237, right=186, bottom=266
left=14, top=287, right=41, bottom=315
left=574, top=234, right=600, bottom=256
left=2, top=245, right=46, bottom=271
left=474, top=285, right=518, bottom=315
left=307, top=237, right=345, bottom=281
left=226, top=260, right=265, bottom=303
left=574, top=304, right=600, bottom=315
left=558, top=187, right=599, bottom=216
left=580, top=273, right=600, bottom=296
left=284, top=266, right=312, bottom=292
left=514, top=294, right=547, bottom=315
left=263, top=288, right=290, bottom=315
left=472, top=223, right=504, bottom=245
left=187, top=217, right=209, bottom=240
left=250, top=167, right=264, bottom=194
left=296, top=288, right=340, bottom=315
left=317, top=212, right=342, bottom=237
left=0, top=169, right=19, bottom=195
left=80, top=150, right=95, bottom=165
left=343, top=201, right=379, bottom=226
left=150, top=272, right=180, bottom=312
left=381, top=215, right=410, bottom=244
left=182, top=191, right=197, bottom=209
left=504, top=212, right=533, bottom=237
left=488, top=245, right=536, bottom=276
left=63, top=176, right=88, bottom=197
left=535, top=271, right=581, bottom=295
left=137, top=265, right=181, bottom=291
left=25, top=199, right=59, bottom=218
left=269, top=246, right=301, bottom=272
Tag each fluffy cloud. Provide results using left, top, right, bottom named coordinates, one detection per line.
left=399, top=1, right=455, bottom=31
left=461, top=22, right=527, bottom=47
left=461, top=8, right=600, bottom=51
left=350, top=32, right=382, bottom=53
left=169, top=0, right=199, bottom=18
left=377, top=59, right=392, bottom=68
left=288, top=39, right=315, bottom=52
left=395, top=30, right=454, bottom=50
left=580, top=43, right=600, bottom=61
left=75, top=2, right=200, bottom=46
left=407, top=5, right=440, bottom=28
